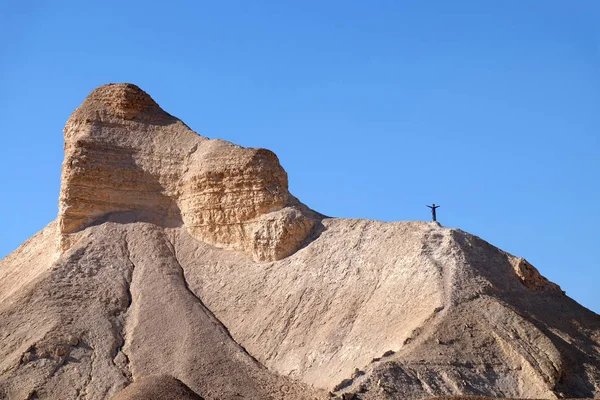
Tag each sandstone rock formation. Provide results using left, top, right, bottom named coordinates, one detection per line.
left=1, top=84, right=599, bottom=400
left=58, top=83, right=319, bottom=261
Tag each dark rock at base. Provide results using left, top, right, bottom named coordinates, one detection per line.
left=111, top=375, right=204, bottom=400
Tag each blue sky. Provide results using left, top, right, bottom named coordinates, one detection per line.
left=1, top=1, right=599, bottom=313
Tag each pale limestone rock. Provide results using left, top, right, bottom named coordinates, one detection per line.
left=1, top=84, right=599, bottom=400
left=58, top=83, right=319, bottom=261
left=249, top=207, right=315, bottom=261
left=509, top=256, right=561, bottom=291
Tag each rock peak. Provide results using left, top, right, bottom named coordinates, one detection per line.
left=89, top=83, right=158, bottom=109
left=69, top=82, right=173, bottom=123
left=58, top=84, right=320, bottom=261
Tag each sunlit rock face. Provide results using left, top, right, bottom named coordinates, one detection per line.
left=2, top=83, right=600, bottom=400
left=58, top=83, right=318, bottom=261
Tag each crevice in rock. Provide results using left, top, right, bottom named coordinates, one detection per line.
left=81, top=341, right=95, bottom=399
left=163, top=233, right=265, bottom=369
left=111, top=236, right=134, bottom=381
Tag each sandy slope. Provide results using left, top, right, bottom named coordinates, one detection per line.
left=0, top=215, right=598, bottom=399
left=0, top=219, right=321, bottom=400
left=173, top=218, right=600, bottom=399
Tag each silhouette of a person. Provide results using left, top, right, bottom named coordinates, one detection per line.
left=427, top=204, right=440, bottom=222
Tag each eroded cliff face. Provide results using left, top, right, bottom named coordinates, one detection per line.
left=58, top=83, right=318, bottom=261
left=2, top=83, right=599, bottom=400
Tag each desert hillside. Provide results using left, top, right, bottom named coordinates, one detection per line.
left=0, top=84, right=598, bottom=400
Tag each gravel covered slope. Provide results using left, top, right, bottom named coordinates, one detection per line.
left=0, top=220, right=322, bottom=400
left=1, top=216, right=598, bottom=399
left=173, top=218, right=600, bottom=399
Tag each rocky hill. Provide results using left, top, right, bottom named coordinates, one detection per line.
left=0, top=84, right=598, bottom=400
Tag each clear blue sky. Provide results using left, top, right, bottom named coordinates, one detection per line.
left=1, top=1, right=599, bottom=313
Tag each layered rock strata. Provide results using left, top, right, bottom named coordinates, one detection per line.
left=1, top=84, right=599, bottom=400
left=58, top=83, right=318, bottom=261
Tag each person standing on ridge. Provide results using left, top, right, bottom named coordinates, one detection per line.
left=427, top=204, right=440, bottom=222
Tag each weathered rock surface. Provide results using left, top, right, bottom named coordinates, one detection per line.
left=58, top=83, right=320, bottom=261
left=0, top=219, right=321, bottom=400
left=1, top=84, right=599, bottom=400
left=173, top=220, right=600, bottom=399
left=422, top=397, right=589, bottom=400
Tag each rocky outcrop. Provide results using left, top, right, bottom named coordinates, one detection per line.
left=1, top=84, right=599, bottom=400
left=58, top=83, right=319, bottom=261
left=178, top=140, right=317, bottom=261
left=509, top=256, right=561, bottom=291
